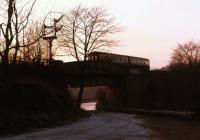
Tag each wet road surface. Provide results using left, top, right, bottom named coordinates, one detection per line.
left=1, top=112, right=200, bottom=140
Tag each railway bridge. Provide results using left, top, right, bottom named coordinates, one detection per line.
left=2, top=52, right=200, bottom=111
left=55, top=52, right=150, bottom=87
left=54, top=52, right=150, bottom=109
left=0, top=52, right=150, bottom=110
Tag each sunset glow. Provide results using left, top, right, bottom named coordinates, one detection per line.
left=35, top=0, right=200, bottom=68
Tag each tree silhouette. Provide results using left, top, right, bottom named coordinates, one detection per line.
left=60, top=5, right=122, bottom=107
left=169, top=41, right=200, bottom=71
left=19, top=21, right=49, bottom=64
left=0, top=0, right=36, bottom=64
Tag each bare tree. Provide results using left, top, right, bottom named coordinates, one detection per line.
left=11, top=0, right=36, bottom=64
left=19, top=21, right=49, bottom=64
left=0, top=0, right=36, bottom=64
left=60, top=5, right=122, bottom=107
left=0, top=0, right=62, bottom=65
left=169, top=41, right=200, bottom=71
left=0, top=0, right=15, bottom=64
left=0, top=38, right=4, bottom=62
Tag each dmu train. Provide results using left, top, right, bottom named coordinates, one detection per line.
left=88, top=51, right=150, bottom=68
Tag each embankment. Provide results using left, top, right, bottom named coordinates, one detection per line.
left=0, top=78, right=86, bottom=136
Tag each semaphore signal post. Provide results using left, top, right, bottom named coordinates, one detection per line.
left=42, top=14, right=63, bottom=65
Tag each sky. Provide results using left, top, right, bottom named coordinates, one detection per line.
left=35, top=0, right=200, bottom=68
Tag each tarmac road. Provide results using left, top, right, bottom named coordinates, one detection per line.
left=0, top=112, right=152, bottom=140
left=1, top=112, right=200, bottom=140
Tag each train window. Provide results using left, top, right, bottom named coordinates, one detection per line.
left=132, top=59, right=135, bottom=64
left=119, top=58, right=122, bottom=63
left=88, top=52, right=150, bottom=66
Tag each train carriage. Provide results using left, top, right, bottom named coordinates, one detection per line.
left=88, top=51, right=150, bottom=69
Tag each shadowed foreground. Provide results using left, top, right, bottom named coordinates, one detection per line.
left=2, top=112, right=200, bottom=140
left=0, top=80, right=76, bottom=136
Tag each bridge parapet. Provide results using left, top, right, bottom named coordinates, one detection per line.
left=60, top=61, right=148, bottom=87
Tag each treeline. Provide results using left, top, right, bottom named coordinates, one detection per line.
left=169, top=41, right=200, bottom=72
left=158, top=41, right=200, bottom=72
left=0, top=1, right=121, bottom=65
left=0, top=0, right=59, bottom=65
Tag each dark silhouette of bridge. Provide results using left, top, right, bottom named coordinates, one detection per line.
left=0, top=52, right=151, bottom=110
left=53, top=52, right=150, bottom=87
left=54, top=60, right=149, bottom=87
left=2, top=54, right=200, bottom=111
